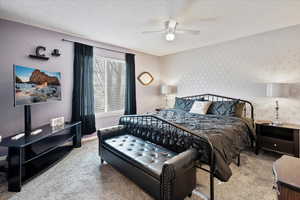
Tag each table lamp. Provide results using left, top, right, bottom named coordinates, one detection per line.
left=266, top=83, right=289, bottom=125
left=160, top=85, right=172, bottom=108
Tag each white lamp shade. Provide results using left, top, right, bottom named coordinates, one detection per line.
left=161, top=85, right=171, bottom=95
left=266, top=83, right=289, bottom=97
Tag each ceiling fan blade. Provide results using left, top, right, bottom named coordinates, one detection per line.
left=141, top=30, right=166, bottom=34
left=176, top=29, right=200, bottom=35
left=182, top=17, right=218, bottom=25
left=168, top=0, right=197, bottom=19
left=197, top=17, right=217, bottom=22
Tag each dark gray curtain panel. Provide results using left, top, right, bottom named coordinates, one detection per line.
left=72, top=42, right=96, bottom=135
left=124, top=53, right=137, bottom=115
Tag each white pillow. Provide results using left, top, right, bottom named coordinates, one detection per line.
left=189, top=101, right=212, bottom=115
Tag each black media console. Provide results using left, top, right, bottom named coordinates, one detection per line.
left=0, top=121, right=81, bottom=192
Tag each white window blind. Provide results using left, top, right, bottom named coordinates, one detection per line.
left=94, top=56, right=126, bottom=113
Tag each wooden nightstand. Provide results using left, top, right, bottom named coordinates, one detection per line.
left=255, top=122, right=300, bottom=157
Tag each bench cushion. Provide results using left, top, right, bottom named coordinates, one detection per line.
left=104, top=134, right=177, bottom=179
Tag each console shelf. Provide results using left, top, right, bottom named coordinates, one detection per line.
left=0, top=122, right=81, bottom=192
left=22, top=146, right=73, bottom=184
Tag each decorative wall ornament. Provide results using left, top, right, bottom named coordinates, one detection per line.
left=51, top=49, right=61, bottom=57
left=29, top=46, right=49, bottom=60
left=29, top=46, right=61, bottom=60
left=137, top=72, right=154, bottom=86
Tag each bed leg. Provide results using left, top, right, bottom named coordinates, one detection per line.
left=209, top=146, right=215, bottom=200
left=100, top=158, right=104, bottom=165
left=210, top=172, right=214, bottom=200
left=237, top=153, right=240, bottom=167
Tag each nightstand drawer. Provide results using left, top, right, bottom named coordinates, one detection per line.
left=261, top=136, right=294, bottom=155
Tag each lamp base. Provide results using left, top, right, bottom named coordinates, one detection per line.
left=269, top=119, right=283, bottom=126
left=273, top=100, right=281, bottom=126
left=270, top=122, right=283, bottom=126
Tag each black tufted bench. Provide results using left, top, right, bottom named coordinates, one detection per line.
left=105, top=134, right=177, bottom=179
left=98, top=125, right=198, bottom=200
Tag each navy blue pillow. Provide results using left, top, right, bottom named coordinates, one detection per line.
left=174, top=97, right=195, bottom=112
left=207, top=100, right=238, bottom=116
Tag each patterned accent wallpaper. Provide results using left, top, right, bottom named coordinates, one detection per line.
left=161, top=25, right=300, bottom=124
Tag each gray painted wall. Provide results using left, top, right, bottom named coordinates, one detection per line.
left=0, top=19, right=74, bottom=137
left=0, top=19, right=162, bottom=154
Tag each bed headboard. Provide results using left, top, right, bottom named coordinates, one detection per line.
left=181, top=93, right=254, bottom=120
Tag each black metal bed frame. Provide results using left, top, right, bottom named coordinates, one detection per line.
left=182, top=93, right=254, bottom=121
left=119, top=94, right=254, bottom=200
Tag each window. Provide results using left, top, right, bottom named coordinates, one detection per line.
left=94, top=55, right=126, bottom=114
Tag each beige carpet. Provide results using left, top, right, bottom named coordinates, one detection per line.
left=0, top=139, right=278, bottom=200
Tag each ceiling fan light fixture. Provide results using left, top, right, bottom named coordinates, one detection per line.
left=166, top=32, right=175, bottom=41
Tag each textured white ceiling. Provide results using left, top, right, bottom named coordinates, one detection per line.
left=1, top=0, right=300, bottom=56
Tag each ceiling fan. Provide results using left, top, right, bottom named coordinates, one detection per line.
left=142, top=19, right=201, bottom=41
left=141, top=0, right=216, bottom=41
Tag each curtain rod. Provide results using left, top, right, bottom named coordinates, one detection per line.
left=62, top=38, right=133, bottom=55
